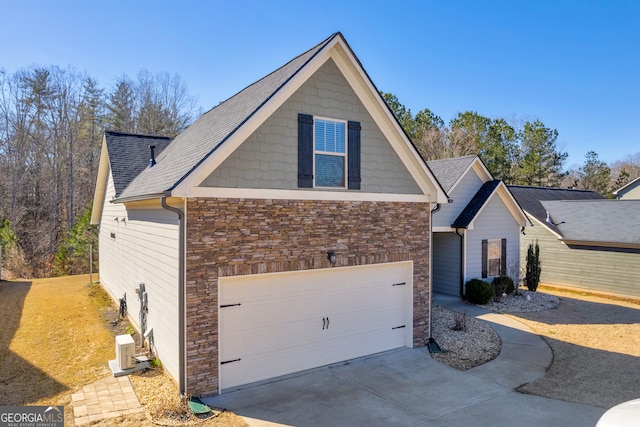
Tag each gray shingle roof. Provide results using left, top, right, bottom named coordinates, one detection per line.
left=116, top=33, right=340, bottom=200
left=541, top=200, right=640, bottom=246
left=508, top=185, right=605, bottom=234
left=427, top=155, right=478, bottom=193
left=452, top=180, right=501, bottom=228
left=426, top=155, right=477, bottom=193
left=104, top=131, right=172, bottom=198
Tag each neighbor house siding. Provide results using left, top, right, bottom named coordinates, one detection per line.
left=432, top=171, right=484, bottom=228
left=432, top=232, right=462, bottom=296
left=466, top=195, right=521, bottom=283
left=520, top=217, right=640, bottom=297
left=98, top=169, right=180, bottom=381
left=184, top=197, right=431, bottom=396
left=619, top=184, right=640, bottom=200
left=201, top=59, right=421, bottom=195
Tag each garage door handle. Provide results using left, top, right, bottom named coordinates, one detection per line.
left=221, top=303, right=241, bottom=308
left=326, top=317, right=329, bottom=329
left=322, top=317, right=326, bottom=330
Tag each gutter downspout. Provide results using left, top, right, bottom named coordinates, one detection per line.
left=455, top=228, right=465, bottom=297
left=161, top=195, right=186, bottom=396
left=429, top=205, right=439, bottom=340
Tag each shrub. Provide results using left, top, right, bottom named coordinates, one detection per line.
left=464, top=278, right=493, bottom=305
left=491, top=276, right=515, bottom=301
left=525, top=240, right=542, bottom=292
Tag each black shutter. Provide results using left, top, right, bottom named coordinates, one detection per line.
left=298, top=114, right=313, bottom=188
left=347, top=121, right=361, bottom=190
left=481, top=239, right=488, bottom=278
left=501, top=238, right=507, bottom=276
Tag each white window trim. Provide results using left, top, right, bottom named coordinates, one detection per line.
left=313, top=116, right=348, bottom=189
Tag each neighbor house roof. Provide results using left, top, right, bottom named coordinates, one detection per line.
left=541, top=200, right=640, bottom=248
left=427, top=155, right=529, bottom=229
left=426, top=155, right=480, bottom=193
left=508, top=185, right=605, bottom=235
left=451, top=180, right=501, bottom=228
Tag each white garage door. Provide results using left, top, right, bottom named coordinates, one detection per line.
left=219, top=262, right=413, bottom=391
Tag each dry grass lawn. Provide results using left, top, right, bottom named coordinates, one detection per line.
left=510, top=285, right=640, bottom=409
left=0, top=275, right=113, bottom=419
left=0, top=275, right=247, bottom=427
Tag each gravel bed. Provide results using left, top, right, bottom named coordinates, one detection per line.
left=431, top=291, right=559, bottom=370
left=481, top=290, right=559, bottom=313
left=430, top=306, right=501, bottom=370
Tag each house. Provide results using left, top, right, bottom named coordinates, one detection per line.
left=427, top=155, right=529, bottom=297
left=509, top=186, right=640, bottom=298
left=91, top=33, right=448, bottom=396
left=613, top=176, right=640, bottom=199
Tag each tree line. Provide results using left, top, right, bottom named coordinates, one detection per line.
left=0, top=65, right=198, bottom=278
left=382, top=92, right=640, bottom=195
left=0, top=65, right=638, bottom=279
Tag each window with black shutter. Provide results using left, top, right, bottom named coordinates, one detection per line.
left=298, top=114, right=360, bottom=190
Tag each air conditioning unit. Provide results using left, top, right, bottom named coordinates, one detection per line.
left=115, top=334, right=135, bottom=370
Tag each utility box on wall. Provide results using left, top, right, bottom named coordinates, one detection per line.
left=115, top=334, right=135, bottom=370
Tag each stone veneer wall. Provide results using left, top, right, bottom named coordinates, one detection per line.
left=185, top=197, right=431, bottom=396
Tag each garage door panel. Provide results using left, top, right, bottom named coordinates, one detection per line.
left=219, top=262, right=413, bottom=390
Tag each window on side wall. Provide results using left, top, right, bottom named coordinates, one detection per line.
left=314, top=118, right=346, bottom=188
left=297, top=114, right=361, bottom=190
left=482, top=238, right=506, bottom=278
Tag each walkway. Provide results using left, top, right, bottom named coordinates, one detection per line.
left=71, top=375, right=143, bottom=425
left=433, top=292, right=553, bottom=388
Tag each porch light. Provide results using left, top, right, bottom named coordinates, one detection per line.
left=327, top=250, right=336, bottom=265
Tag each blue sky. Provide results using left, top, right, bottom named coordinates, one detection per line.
left=2, top=1, right=639, bottom=169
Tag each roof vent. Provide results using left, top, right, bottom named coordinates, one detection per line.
left=149, top=145, right=156, bottom=168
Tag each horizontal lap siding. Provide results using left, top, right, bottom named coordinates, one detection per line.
left=432, top=233, right=461, bottom=296
left=432, top=172, right=483, bottom=228
left=521, top=217, right=640, bottom=297
left=98, top=171, right=180, bottom=381
left=466, top=195, right=521, bottom=282
left=185, top=198, right=431, bottom=397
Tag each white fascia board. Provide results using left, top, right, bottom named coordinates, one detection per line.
left=432, top=226, right=455, bottom=232
left=190, top=186, right=429, bottom=203
left=90, top=136, right=110, bottom=225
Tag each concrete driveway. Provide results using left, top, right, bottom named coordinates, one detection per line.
left=205, top=298, right=606, bottom=427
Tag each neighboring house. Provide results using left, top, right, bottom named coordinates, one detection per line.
left=510, top=186, right=640, bottom=298
left=613, top=176, right=640, bottom=199
left=91, top=33, right=448, bottom=397
left=427, top=155, right=529, bottom=297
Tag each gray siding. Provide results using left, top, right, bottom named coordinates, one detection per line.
left=201, top=59, right=421, bottom=195
left=98, top=169, right=180, bottom=381
left=433, top=232, right=462, bottom=296
left=433, top=171, right=484, bottom=228
left=520, top=217, right=640, bottom=297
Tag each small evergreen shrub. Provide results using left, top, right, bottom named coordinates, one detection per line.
left=525, top=240, right=542, bottom=292
left=491, top=276, right=515, bottom=301
left=464, top=278, right=493, bottom=305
